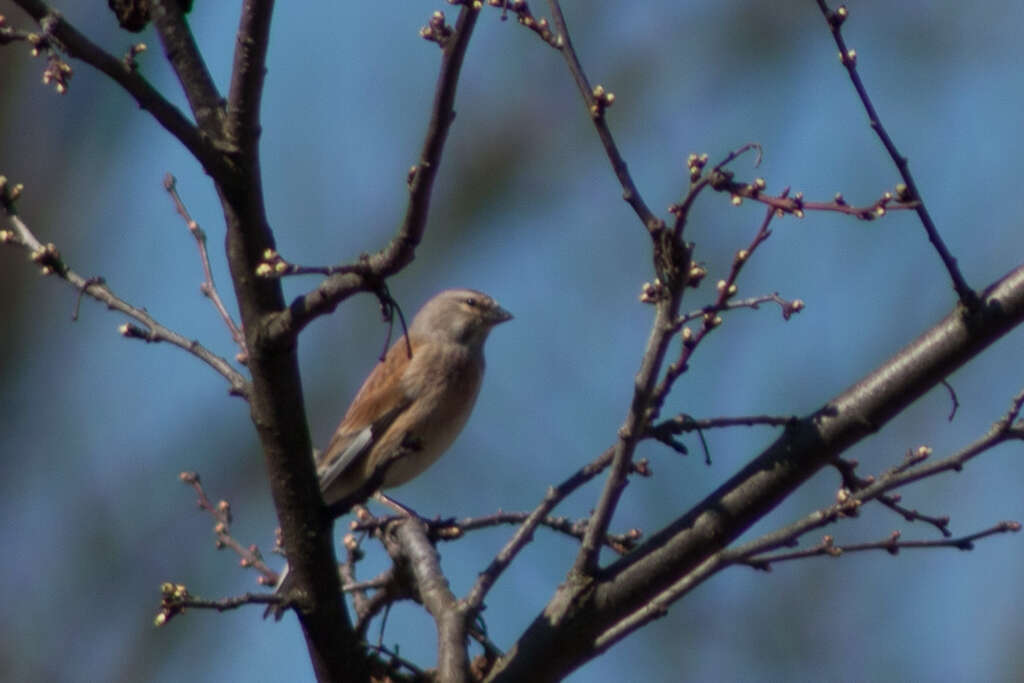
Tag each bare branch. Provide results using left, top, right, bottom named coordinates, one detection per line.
left=707, top=174, right=919, bottom=221
left=490, top=0, right=561, bottom=47
left=179, top=472, right=277, bottom=584
left=814, top=1, right=977, bottom=308
left=466, top=445, right=640, bottom=612
left=670, top=293, right=805, bottom=329
left=353, top=509, right=642, bottom=555
left=148, top=0, right=227, bottom=142
left=0, top=181, right=250, bottom=397
left=833, top=449, right=953, bottom=537
left=653, top=414, right=797, bottom=433
left=646, top=413, right=797, bottom=459
left=225, top=0, right=274, bottom=155
left=654, top=198, right=784, bottom=412
left=591, top=519, right=1020, bottom=654
left=598, top=378, right=1024, bottom=663
left=7, top=0, right=223, bottom=174
left=743, top=523, right=1022, bottom=569
left=155, top=582, right=280, bottom=627
left=537, top=0, right=695, bottom=576
left=163, top=174, right=248, bottom=360
left=386, top=520, right=470, bottom=683
left=264, top=5, right=483, bottom=342
left=546, top=0, right=663, bottom=234
left=838, top=387, right=1024, bottom=499
left=488, top=265, right=1024, bottom=682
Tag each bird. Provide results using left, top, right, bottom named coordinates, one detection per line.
left=267, top=288, right=512, bottom=618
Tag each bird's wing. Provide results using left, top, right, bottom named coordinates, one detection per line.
left=316, top=338, right=415, bottom=494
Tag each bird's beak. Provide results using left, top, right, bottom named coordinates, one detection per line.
left=491, top=305, right=513, bottom=325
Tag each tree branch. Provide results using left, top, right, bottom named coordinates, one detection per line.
left=546, top=0, right=662, bottom=234
left=814, top=1, right=976, bottom=308
left=465, top=446, right=620, bottom=613
left=487, top=264, right=1024, bottom=682
left=7, top=0, right=224, bottom=175
left=225, top=0, right=274, bottom=156
left=387, top=520, right=470, bottom=683
left=0, top=183, right=249, bottom=397
left=263, top=4, right=482, bottom=342
left=149, top=0, right=227, bottom=145
left=163, top=174, right=248, bottom=358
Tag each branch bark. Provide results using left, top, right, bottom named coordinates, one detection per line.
left=388, top=521, right=470, bottom=683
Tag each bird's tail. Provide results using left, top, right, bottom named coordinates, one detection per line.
left=263, top=564, right=290, bottom=620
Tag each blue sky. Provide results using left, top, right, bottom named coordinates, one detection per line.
left=2, top=1, right=1023, bottom=681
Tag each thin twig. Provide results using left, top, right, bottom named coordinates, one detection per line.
left=0, top=185, right=250, bottom=398
left=353, top=509, right=643, bottom=555
left=727, top=387, right=1024, bottom=569
left=708, top=175, right=919, bottom=221
left=155, top=582, right=280, bottom=626
left=742, top=522, right=1022, bottom=569
left=833, top=449, right=953, bottom=537
left=364, top=642, right=428, bottom=680
left=163, top=174, right=248, bottom=360
left=541, top=0, right=692, bottom=577
left=464, top=446, right=624, bottom=612
left=670, top=293, right=804, bottom=330
left=546, top=0, right=663, bottom=234
left=814, top=1, right=976, bottom=308
left=941, top=379, right=960, bottom=421
left=648, top=414, right=796, bottom=436
left=653, top=195, right=785, bottom=410
left=179, top=472, right=277, bottom=583
left=645, top=413, right=796, bottom=464
left=488, top=0, right=561, bottom=47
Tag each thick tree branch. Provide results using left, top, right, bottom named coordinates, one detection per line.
left=662, top=388, right=1024, bottom=606
left=149, top=0, right=228, bottom=145
left=387, top=520, right=469, bottom=683
left=226, top=0, right=273, bottom=156
left=154, top=1, right=366, bottom=678
left=487, top=264, right=1024, bottom=682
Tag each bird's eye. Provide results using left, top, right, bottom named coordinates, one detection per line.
left=463, top=297, right=478, bottom=307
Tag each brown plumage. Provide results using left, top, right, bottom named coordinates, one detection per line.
left=267, top=288, right=511, bottom=619
left=316, top=288, right=512, bottom=503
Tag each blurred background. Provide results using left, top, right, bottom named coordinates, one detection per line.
left=2, top=1, right=1023, bottom=681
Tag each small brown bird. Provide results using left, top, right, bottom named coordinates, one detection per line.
left=268, top=288, right=511, bottom=617
left=317, top=288, right=512, bottom=505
